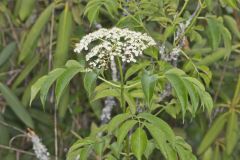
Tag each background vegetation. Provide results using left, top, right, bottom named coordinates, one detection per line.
left=0, top=0, right=239, bottom=159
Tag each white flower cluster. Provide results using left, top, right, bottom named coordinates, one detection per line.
left=74, top=27, right=156, bottom=70
left=29, top=133, right=50, bottom=160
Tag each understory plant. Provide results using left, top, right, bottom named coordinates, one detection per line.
left=31, top=11, right=214, bottom=160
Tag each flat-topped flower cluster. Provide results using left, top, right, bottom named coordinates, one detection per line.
left=74, top=27, right=156, bottom=70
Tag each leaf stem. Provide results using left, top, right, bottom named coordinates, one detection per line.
left=117, top=57, right=126, bottom=112
left=98, top=76, right=121, bottom=88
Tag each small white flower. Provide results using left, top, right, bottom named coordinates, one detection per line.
left=28, top=132, right=50, bottom=160
left=74, top=27, right=156, bottom=70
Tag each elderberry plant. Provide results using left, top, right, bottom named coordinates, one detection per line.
left=28, top=0, right=240, bottom=160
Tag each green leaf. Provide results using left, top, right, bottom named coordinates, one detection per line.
left=125, top=61, right=150, bottom=80
left=144, top=141, right=155, bottom=159
left=163, top=25, right=176, bottom=41
left=18, top=3, right=54, bottom=63
left=40, top=68, right=65, bottom=107
left=141, top=71, right=156, bottom=107
left=30, top=75, right=48, bottom=105
left=232, top=75, right=240, bottom=105
left=0, top=114, right=10, bottom=145
left=220, top=26, right=232, bottom=57
left=224, top=15, right=240, bottom=40
left=0, top=42, right=16, bottom=67
left=165, top=68, right=186, bottom=76
left=201, top=92, right=213, bottom=115
left=84, top=72, right=97, bottom=97
left=206, top=0, right=214, bottom=11
left=117, top=119, right=138, bottom=146
left=145, top=123, right=168, bottom=158
left=91, top=89, right=120, bottom=102
left=213, top=146, right=220, bottom=160
left=183, top=80, right=199, bottom=114
left=12, top=54, right=40, bottom=89
left=0, top=83, right=34, bottom=128
left=67, top=139, right=94, bottom=160
left=222, top=0, right=239, bottom=10
left=84, top=0, right=118, bottom=25
left=197, top=112, right=229, bottom=155
left=65, top=60, right=84, bottom=68
left=53, top=2, right=73, bottom=68
left=202, top=148, right=213, bottom=160
left=138, top=113, right=175, bottom=142
left=124, top=91, right=137, bottom=114
left=18, top=0, right=35, bottom=21
left=206, top=17, right=221, bottom=50
left=176, top=145, right=196, bottom=160
left=165, top=73, right=188, bottom=119
left=55, top=67, right=81, bottom=105
left=226, top=112, right=238, bottom=154
left=198, top=48, right=227, bottom=66
left=108, top=113, right=131, bottom=133
left=131, top=127, right=148, bottom=160
left=183, top=77, right=205, bottom=91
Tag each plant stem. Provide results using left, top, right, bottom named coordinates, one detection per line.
left=98, top=76, right=121, bottom=88
left=117, top=57, right=126, bottom=112
left=177, top=0, right=189, bottom=18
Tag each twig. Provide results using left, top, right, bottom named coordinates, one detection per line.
left=0, top=144, right=35, bottom=156
left=48, top=8, right=58, bottom=160
left=0, top=120, right=26, bottom=134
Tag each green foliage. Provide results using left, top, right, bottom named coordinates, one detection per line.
left=18, top=2, right=55, bottom=63
left=0, top=83, right=34, bottom=128
left=0, top=0, right=240, bottom=159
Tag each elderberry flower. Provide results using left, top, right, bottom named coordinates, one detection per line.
left=74, top=27, right=156, bottom=70
left=28, top=132, right=50, bottom=160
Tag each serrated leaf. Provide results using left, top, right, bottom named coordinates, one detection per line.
left=165, top=73, right=188, bottom=119
left=206, top=18, right=221, bottom=50
left=183, top=80, right=199, bottom=115
left=183, top=77, right=205, bottom=91
left=125, top=61, right=150, bottom=80
left=91, top=89, right=120, bottom=102
left=145, top=123, right=168, bottom=158
left=40, top=68, right=65, bottom=107
left=138, top=113, right=175, bottom=142
left=84, top=72, right=97, bottom=97
left=67, top=139, right=94, bottom=160
left=55, top=67, right=81, bottom=105
left=131, top=127, right=148, bottom=160
left=0, top=83, right=34, bottom=128
left=201, top=92, right=213, bottom=115
left=108, top=113, right=131, bottom=133
left=30, top=75, right=47, bottom=105
left=117, top=119, right=138, bottom=146
left=124, top=91, right=137, bottom=114
left=141, top=71, right=156, bottom=107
